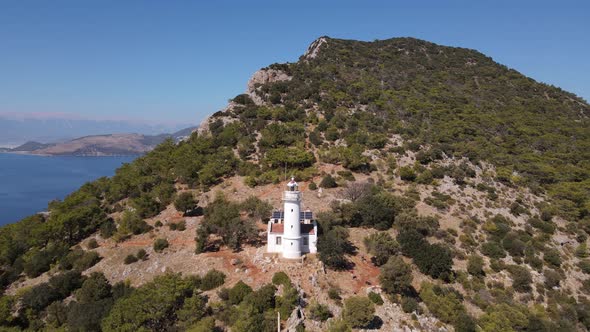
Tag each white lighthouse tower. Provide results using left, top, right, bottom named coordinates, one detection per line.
left=266, top=177, right=317, bottom=259
left=282, top=177, right=302, bottom=258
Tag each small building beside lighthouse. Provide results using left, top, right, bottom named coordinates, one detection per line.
left=267, top=177, right=318, bottom=258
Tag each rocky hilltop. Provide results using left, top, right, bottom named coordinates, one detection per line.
left=0, top=37, right=589, bottom=332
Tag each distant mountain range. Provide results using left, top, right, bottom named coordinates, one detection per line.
left=0, top=114, right=189, bottom=147
left=0, top=127, right=195, bottom=156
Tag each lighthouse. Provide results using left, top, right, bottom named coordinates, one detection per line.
left=282, top=177, right=302, bottom=258
left=267, top=177, right=317, bottom=259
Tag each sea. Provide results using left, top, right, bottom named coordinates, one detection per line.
left=0, top=153, right=136, bottom=225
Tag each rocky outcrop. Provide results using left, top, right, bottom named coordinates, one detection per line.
left=246, top=68, right=292, bottom=106
left=304, top=37, right=328, bottom=60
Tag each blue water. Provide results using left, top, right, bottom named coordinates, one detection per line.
left=0, top=153, right=135, bottom=225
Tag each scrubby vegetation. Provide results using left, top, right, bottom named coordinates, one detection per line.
left=1, top=36, right=590, bottom=331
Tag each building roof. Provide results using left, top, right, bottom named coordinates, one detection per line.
left=269, top=223, right=315, bottom=235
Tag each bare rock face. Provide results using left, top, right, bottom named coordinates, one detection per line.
left=304, top=37, right=328, bottom=59
left=246, top=68, right=292, bottom=106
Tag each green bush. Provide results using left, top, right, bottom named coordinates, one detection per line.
left=102, top=273, right=195, bottom=331
left=124, top=254, right=138, bottom=264
left=308, top=182, right=318, bottom=190
left=320, top=174, right=338, bottom=188
left=75, top=272, right=112, bottom=303
left=368, top=291, right=384, bottom=305
left=59, top=249, right=100, bottom=271
left=201, top=269, right=226, bottom=291
left=579, top=260, right=590, bottom=274
left=399, top=166, right=416, bottom=182
left=328, top=287, right=341, bottom=300
left=481, top=241, right=506, bottom=259
left=153, top=238, right=169, bottom=253
left=136, top=249, right=147, bottom=260
left=467, top=255, right=485, bottom=277
left=174, top=192, right=198, bottom=214
left=272, top=271, right=291, bottom=287
left=401, top=296, right=419, bottom=313
left=508, top=265, right=532, bottom=292
left=342, top=296, right=375, bottom=328
left=87, top=239, right=99, bottom=249
left=228, top=280, right=253, bottom=305
left=379, top=256, right=413, bottom=295
left=364, top=232, right=400, bottom=266
left=543, top=248, right=561, bottom=268
left=308, top=301, right=332, bottom=321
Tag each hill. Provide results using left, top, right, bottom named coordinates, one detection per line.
left=0, top=113, right=187, bottom=147
left=0, top=37, right=589, bottom=331
left=2, top=127, right=196, bottom=156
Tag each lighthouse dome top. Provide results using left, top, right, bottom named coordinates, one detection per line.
left=286, top=176, right=298, bottom=191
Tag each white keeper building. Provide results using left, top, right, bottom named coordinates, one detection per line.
left=266, top=177, right=318, bottom=259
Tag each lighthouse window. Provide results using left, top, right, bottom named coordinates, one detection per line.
left=291, top=225, right=293, bottom=229
left=276, top=237, right=281, bottom=245
left=303, top=237, right=308, bottom=245
left=291, top=209, right=293, bottom=212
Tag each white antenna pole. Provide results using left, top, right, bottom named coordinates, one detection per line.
left=277, top=311, right=281, bottom=332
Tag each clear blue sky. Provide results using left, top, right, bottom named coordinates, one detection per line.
left=1, top=0, right=589, bottom=125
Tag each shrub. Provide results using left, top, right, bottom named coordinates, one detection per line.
left=100, top=219, right=116, bottom=238
left=380, top=256, right=413, bottom=295
left=416, top=170, right=434, bottom=184
left=155, top=220, right=163, bottom=227
left=543, top=269, right=561, bottom=289
left=364, top=232, right=400, bottom=266
left=136, top=249, right=147, bottom=260
left=419, top=282, right=469, bottom=329
left=272, top=271, right=291, bottom=287
left=186, top=316, right=216, bottom=332
left=174, top=192, right=198, bottom=215
left=579, top=260, right=590, bottom=274
left=399, top=166, right=416, bottom=182
left=124, top=254, right=138, bottom=264
left=118, top=210, right=151, bottom=238
left=201, top=269, right=226, bottom=291
left=101, top=273, right=195, bottom=331
left=23, top=247, right=55, bottom=277
left=73, top=251, right=100, bottom=271
left=401, top=296, right=419, bottom=313
left=342, top=296, right=375, bottom=328
left=481, top=241, right=506, bottom=259
left=368, top=291, right=384, bottom=305
left=467, top=255, right=485, bottom=277
left=318, top=228, right=351, bottom=270
left=308, top=301, right=332, bottom=321
left=320, top=175, right=338, bottom=188
left=153, top=238, right=169, bottom=253
left=508, top=265, right=532, bottom=292
left=228, top=280, right=253, bottom=305
left=87, top=239, right=99, bottom=249
left=308, top=182, right=318, bottom=190
left=49, top=270, right=84, bottom=298
left=75, top=272, right=112, bottom=303
left=543, top=248, right=561, bottom=268
left=328, top=287, right=341, bottom=300
left=243, top=283, right=276, bottom=313
left=327, top=319, right=351, bottom=332
left=60, top=249, right=100, bottom=271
